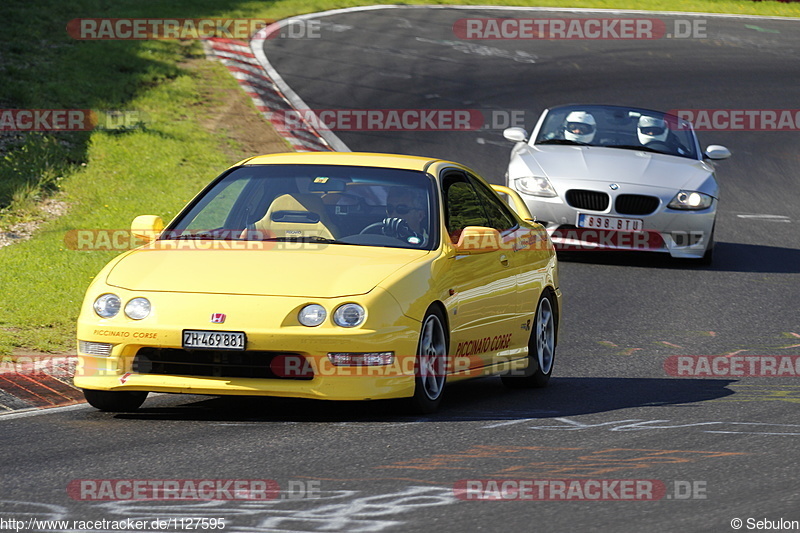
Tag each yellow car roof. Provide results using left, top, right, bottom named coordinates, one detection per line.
left=240, top=152, right=445, bottom=172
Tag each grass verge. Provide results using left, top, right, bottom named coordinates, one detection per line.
left=1, top=0, right=798, bottom=354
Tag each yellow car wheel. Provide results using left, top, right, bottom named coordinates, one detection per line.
left=83, top=389, right=148, bottom=412
left=502, top=292, right=556, bottom=389
left=409, top=306, right=448, bottom=414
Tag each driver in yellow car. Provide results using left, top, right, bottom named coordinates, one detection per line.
left=383, top=187, right=428, bottom=245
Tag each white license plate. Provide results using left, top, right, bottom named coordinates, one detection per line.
left=182, top=330, right=246, bottom=350
left=578, top=214, right=643, bottom=232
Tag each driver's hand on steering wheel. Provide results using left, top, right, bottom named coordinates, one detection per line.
left=382, top=217, right=412, bottom=238
left=382, top=217, right=422, bottom=244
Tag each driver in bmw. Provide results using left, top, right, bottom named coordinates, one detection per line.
left=637, top=115, right=670, bottom=144
left=638, top=115, right=688, bottom=155
left=382, top=187, right=427, bottom=245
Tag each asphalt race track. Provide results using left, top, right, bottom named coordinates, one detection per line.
left=2, top=7, right=800, bottom=533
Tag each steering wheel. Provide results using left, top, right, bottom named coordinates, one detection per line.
left=359, top=222, right=385, bottom=235
left=360, top=219, right=420, bottom=244
left=643, top=140, right=671, bottom=152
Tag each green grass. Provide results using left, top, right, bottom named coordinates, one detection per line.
left=1, top=0, right=798, bottom=354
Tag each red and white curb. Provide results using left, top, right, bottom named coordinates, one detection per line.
left=203, top=37, right=339, bottom=153
left=0, top=356, right=83, bottom=412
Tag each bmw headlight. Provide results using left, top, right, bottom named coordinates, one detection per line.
left=124, top=297, right=151, bottom=320
left=298, top=304, right=327, bottom=327
left=333, top=303, right=365, bottom=328
left=93, top=294, right=121, bottom=318
left=515, top=176, right=557, bottom=197
left=668, top=191, right=714, bottom=210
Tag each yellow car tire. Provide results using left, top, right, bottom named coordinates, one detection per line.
left=83, top=389, right=149, bottom=412
left=408, top=306, right=449, bottom=414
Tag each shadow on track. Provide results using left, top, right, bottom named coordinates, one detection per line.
left=557, top=241, right=800, bottom=274
left=107, top=376, right=735, bottom=423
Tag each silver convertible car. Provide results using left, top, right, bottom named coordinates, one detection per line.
left=503, top=104, right=731, bottom=264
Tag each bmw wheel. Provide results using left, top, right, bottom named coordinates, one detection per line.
left=699, top=223, right=715, bottom=266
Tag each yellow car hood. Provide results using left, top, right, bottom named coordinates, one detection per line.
left=106, top=245, right=430, bottom=297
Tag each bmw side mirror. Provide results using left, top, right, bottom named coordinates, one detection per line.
left=704, top=145, right=731, bottom=160
left=503, top=127, right=529, bottom=143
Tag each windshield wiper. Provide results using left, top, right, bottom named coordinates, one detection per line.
left=537, top=139, right=591, bottom=146
left=168, top=232, right=224, bottom=240
left=260, top=236, right=350, bottom=245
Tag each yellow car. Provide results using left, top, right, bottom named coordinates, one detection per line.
left=75, top=152, right=562, bottom=413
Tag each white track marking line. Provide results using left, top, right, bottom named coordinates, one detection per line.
left=0, top=402, right=91, bottom=420
left=736, top=214, right=791, bottom=222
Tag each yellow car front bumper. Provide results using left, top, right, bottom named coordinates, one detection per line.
left=73, top=366, right=416, bottom=401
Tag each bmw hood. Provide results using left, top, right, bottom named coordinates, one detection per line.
left=106, top=245, right=429, bottom=298
left=519, top=145, right=715, bottom=192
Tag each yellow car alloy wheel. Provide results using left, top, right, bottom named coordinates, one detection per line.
left=501, top=291, right=557, bottom=389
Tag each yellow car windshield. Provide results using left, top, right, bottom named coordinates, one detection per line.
left=164, top=164, right=438, bottom=250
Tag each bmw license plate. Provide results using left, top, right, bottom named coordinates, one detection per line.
left=182, top=330, right=246, bottom=350
left=578, top=214, right=643, bottom=232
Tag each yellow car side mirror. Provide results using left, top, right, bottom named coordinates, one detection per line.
left=131, top=215, right=164, bottom=243
left=454, top=226, right=503, bottom=254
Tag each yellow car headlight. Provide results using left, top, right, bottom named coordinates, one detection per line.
left=333, top=303, right=365, bottom=328
left=94, top=294, right=121, bottom=318
left=124, top=297, right=151, bottom=320
left=298, top=304, right=327, bottom=327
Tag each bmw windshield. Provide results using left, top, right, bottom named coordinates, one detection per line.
left=535, top=105, right=699, bottom=159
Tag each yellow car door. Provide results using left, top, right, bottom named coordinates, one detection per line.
left=440, top=169, right=523, bottom=371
